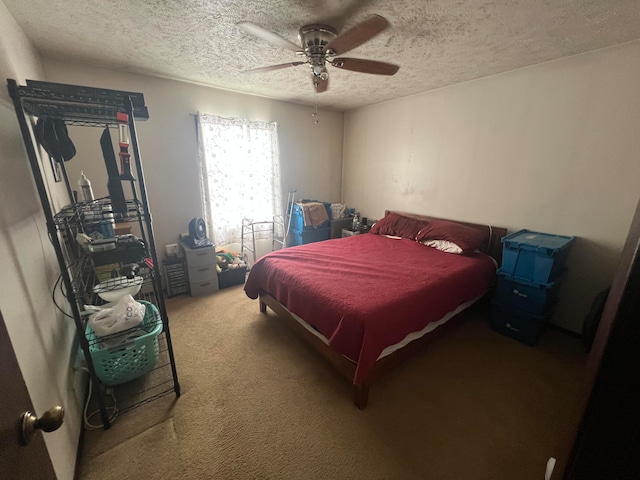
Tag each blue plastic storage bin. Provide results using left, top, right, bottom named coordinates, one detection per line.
left=501, top=229, right=575, bottom=283
left=289, top=227, right=330, bottom=246
left=490, top=301, right=553, bottom=346
left=290, top=202, right=331, bottom=231
left=494, top=269, right=563, bottom=316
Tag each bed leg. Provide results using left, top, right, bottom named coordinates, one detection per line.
left=353, top=384, right=369, bottom=410
left=259, top=299, right=267, bottom=313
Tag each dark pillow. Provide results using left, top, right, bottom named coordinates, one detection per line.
left=369, top=212, right=430, bottom=239
left=415, top=220, right=488, bottom=254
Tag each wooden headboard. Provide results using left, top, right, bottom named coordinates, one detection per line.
left=385, top=210, right=508, bottom=266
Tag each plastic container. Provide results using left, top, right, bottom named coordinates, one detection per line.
left=352, top=212, right=360, bottom=230
left=330, top=203, right=346, bottom=220
left=490, top=301, right=554, bottom=346
left=289, top=227, right=330, bottom=246
left=218, top=266, right=247, bottom=289
left=494, top=269, right=563, bottom=315
left=101, top=208, right=115, bottom=238
left=83, top=203, right=116, bottom=240
left=78, top=171, right=94, bottom=202
left=85, top=300, right=162, bottom=385
left=330, top=217, right=353, bottom=238
left=501, top=230, right=575, bottom=283
left=290, top=202, right=331, bottom=231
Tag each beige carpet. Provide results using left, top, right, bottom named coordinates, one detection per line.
left=78, top=286, right=586, bottom=480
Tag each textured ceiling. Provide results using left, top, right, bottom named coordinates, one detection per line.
left=5, top=0, right=640, bottom=110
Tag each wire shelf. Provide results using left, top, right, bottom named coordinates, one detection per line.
left=54, top=198, right=145, bottom=229
left=10, top=78, right=179, bottom=429
left=16, top=80, right=149, bottom=124
left=67, top=252, right=156, bottom=315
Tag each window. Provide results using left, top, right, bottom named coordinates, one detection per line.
left=197, top=113, right=282, bottom=246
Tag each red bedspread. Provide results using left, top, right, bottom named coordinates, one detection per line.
left=244, top=233, right=497, bottom=384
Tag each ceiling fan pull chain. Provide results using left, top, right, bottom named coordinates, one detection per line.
left=312, top=91, right=319, bottom=125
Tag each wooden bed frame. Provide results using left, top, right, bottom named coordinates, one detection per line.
left=257, top=211, right=508, bottom=409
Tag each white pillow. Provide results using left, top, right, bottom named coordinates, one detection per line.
left=420, top=239, right=463, bottom=254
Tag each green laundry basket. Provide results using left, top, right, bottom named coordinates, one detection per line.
left=86, top=300, right=163, bottom=386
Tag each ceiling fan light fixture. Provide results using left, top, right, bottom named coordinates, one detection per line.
left=312, top=65, right=323, bottom=75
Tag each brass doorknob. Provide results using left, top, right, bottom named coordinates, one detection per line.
left=20, top=405, right=64, bottom=445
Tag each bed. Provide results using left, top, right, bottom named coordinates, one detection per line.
left=244, top=210, right=508, bottom=408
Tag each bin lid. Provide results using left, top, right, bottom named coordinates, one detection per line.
left=501, top=229, right=575, bottom=252
left=497, top=268, right=564, bottom=288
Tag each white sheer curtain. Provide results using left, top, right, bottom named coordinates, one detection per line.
left=196, top=113, right=282, bottom=246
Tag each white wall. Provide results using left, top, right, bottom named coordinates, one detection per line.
left=342, top=40, right=640, bottom=333
left=0, top=2, right=83, bottom=479
left=40, top=58, right=344, bottom=260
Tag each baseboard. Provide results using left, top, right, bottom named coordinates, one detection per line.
left=74, top=421, right=85, bottom=480
left=74, top=373, right=91, bottom=480
left=547, top=323, right=582, bottom=339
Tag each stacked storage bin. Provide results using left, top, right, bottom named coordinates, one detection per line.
left=491, top=230, right=575, bottom=345
left=289, top=201, right=332, bottom=246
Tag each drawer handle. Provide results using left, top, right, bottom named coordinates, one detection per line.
left=198, top=267, right=209, bottom=272
left=200, top=282, right=210, bottom=286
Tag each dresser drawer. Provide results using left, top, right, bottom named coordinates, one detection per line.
left=189, top=276, right=219, bottom=296
left=188, top=264, right=218, bottom=283
left=183, top=243, right=216, bottom=268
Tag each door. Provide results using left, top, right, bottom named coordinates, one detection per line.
left=0, top=310, right=56, bottom=480
left=552, top=195, right=640, bottom=478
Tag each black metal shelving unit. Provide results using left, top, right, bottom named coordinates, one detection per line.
left=7, top=79, right=180, bottom=429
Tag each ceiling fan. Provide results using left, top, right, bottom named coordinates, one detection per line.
left=238, top=15, right=399, bottom=93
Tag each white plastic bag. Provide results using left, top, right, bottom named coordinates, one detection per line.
left=88, top=294, right=146, bottom=337
left=330, top=203, right=346, bottom=219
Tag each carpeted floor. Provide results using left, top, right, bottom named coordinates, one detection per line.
left=78, top=285, right=587, bottom=480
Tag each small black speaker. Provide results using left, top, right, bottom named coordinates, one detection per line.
left=187, top=217, right=212, bottom=248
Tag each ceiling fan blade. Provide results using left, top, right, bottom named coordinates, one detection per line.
left=324, top=15, right=390, bottom=56
left=321, top=0, right=377, bottom=31
left=332, top=58, right=399, bottom=75
left=313, top=75, right=329, bottom=93
left=237, top=21, right=302, bottom=53
left=244, top=62, right=306, bottom=73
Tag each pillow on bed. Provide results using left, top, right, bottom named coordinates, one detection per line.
left=369, top=212, right=430, bottom=239
left=416, top=220, right=488, bottom=255
left=421, top=239, right=464, bottom=254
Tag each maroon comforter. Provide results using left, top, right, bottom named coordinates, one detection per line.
left=244, top=233, right=497, bottom=384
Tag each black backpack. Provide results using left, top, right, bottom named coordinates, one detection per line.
left=35, top=117, right=76, bottom=162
